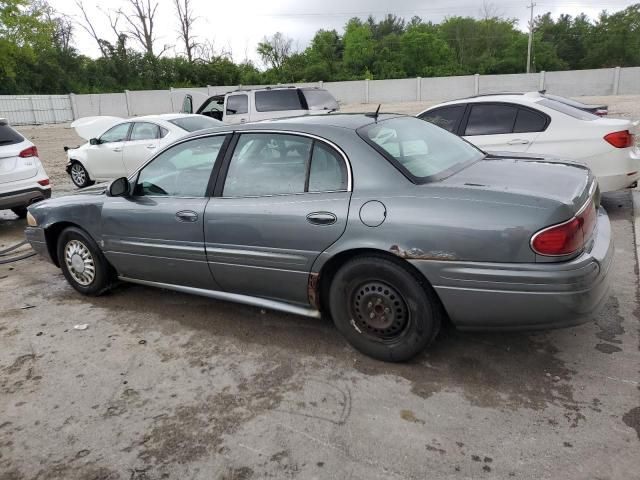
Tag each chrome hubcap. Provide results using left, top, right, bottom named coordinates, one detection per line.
left=64, top=240, right=95, bottom=286
left=71, top=164, right=86, bottom=185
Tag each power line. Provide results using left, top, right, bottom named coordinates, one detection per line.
left=527, top=1, right=536, bottom=73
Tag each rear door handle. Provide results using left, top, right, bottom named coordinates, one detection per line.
left=507, top=139, right=530, bottom=145
left=176, top=210, right=198, bottom=222
left=112, top=147, right=122, bottom=152
left=146, top=144, right=157, bottom=150
left=306, top=212, right=337, bottom=226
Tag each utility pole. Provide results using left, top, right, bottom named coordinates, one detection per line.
left=526, top=1, right=536, bottom=73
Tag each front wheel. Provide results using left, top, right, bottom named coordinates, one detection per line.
left=57, top=227, right=113, bottom=296
left=69, top=161, right=93, bottom=188
left=328, top=255, right=443, bottom=362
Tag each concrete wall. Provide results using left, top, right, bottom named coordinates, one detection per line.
left=2, top=66, right=639, bottom=125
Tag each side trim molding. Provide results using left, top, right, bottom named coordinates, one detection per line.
left=118, top=276, right=322, bottom=319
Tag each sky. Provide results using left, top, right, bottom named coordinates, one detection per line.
left=49, top=0, right=635, bottom=67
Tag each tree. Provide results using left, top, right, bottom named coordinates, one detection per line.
left=400, top=29, right=453, bottom=77
left=256, top=32, right=292, bottom=72
left=342, top=18, right=375, bottom=77
left=305, top=29, right=342, bottom=80
left=173, top=0, right=197, bottom=62
left=120, top=0, right=166, bottom=57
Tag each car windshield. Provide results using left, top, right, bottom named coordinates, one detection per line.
left=303, top=89, right=339, bottom=111
left=169, top=116, right=222, bottom=132
left=0, top=124, right=23, bottom=145
left=358, top=116, right=484, bottom=183
left=537, top=98, right=598, bottom=121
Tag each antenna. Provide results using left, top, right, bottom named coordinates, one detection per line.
left=365, top=104, right=382, bottom=120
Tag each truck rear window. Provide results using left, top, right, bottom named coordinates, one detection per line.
left=0, top=124, right=24, bottom=145
left=255, top=90, right=304, bottom=112
left=302, top=89, right=339, bottom=111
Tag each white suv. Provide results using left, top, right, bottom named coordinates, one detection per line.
left=181, top=86, right=339, bottom=124
left=0, top=119, right=51, bottom=218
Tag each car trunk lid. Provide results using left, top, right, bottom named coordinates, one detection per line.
left=440, top=154, right=594, bottom=214
left=0, top=140, right=39, bottom=184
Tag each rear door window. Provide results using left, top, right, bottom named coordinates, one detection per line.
left=130, top=122, right=160, bottom=141
left=464, top=104, right=518, bottom=136
left=513, top=109, right=547, bottom=133
left=255, top=90, right=304, bottom=112
left=419, top=106, right=465, bottom=133
left=223, top=133, right=312, bottom=197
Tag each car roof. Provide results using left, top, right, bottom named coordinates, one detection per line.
left=182, top=113, right=405, bottom=138
left=133, top=113, right=202, bottom=122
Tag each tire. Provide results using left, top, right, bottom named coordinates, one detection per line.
left=57, top=226, right=113, bottom=296
left=328, top=255, right=442, bottom=362
left=11, top=206, right=28, bottom=218
left=69, top=161, right=93, bottom=188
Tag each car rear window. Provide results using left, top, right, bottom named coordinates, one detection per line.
left=358, top=116, right=484, bottom=183
left=255, top=89, right=304, bottom=112
left=302, top=89, right=339, bottom=111
left=169, top=116, right=222, bottom=132
left=0, top=124, right=24, bottom=145
left=537, top=99, right=598, bottom=121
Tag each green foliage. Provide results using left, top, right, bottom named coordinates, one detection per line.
left=0, top=1, right=639, bottom=94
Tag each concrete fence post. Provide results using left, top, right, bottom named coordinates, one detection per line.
left=68, top=93, right=78, bottom=120
left=124, top=90, right=132, bottom=116
left=474, top=74, right=480, bottom=95
left=319, top=80, right=323, bottom=88
left=417, top=77, right=422, bottom=101
left=539, top=71, right=546, bottom=91
left=364, top=79, right=370, bottom=104
left=29, top=96, right=37, bottom=125
left=48, top=95, right=56, bottom=124
left=613, top=66, right=621, bottom=95
left=207, top=85, right=213, bottom=96
left=169, top=87, right=176, bottom=112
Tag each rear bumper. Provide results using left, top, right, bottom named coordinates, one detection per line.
left=0, top=186, right=51, bottom=210
left=24, top=226, right=52, bottom=263
left=410, top=208, right=613, bottom=331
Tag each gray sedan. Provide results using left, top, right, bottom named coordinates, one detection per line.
left=25, top=114, right=612, bottom=362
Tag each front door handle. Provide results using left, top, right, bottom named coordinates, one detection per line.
left=306, top=212, right=337, bottom=226
left=507, top=139, right=530, bottom=145
left=146, top=145, right=157, bottom=150
left=176, top=210, right=198, bottom=223
left=112, top=147, right=122, bottom=152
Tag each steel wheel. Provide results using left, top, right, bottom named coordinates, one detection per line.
left=64, top=239, right=96, bottom=286
left=70, top=163, right=88, bottom=187
left=350, top=281, right=409, bottom=341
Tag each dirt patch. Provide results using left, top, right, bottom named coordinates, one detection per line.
left=623, top=407, right=640, bottom=440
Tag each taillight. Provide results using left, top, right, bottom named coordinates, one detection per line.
left=604, top=130, right=634, bottom=148
left=531, top=201, right=596, bottom=256
left=37, top=178, right=50, bottom=186
left=594, top=109, right=608, bottom=117
left=19, top=146, right=38, bottom=158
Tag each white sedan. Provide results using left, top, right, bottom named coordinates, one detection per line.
left=417, top=92, right=639, bottom=192
left=65, top=113, right=223, bottom=188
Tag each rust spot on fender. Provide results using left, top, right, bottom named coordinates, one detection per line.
left=389, top=245, right=457, bottom=261
left=307, top=273, right=320, bottom=310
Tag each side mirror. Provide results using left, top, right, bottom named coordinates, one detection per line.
left=107, top=177, right=130, bottom=197
left=89, top=138, right=100, bottom=145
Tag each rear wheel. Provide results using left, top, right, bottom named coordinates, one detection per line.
left=57, top=227, right=112, bottom=296
left=11, top=206, right=28, bottom=218
left=70, top=162, right=93, bottom=188
left=328, top=255, right=442, bottom=362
